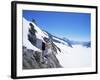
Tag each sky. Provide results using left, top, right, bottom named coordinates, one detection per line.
left=23, top=10, right=91, bottom=42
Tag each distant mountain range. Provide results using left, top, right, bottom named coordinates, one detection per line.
left=43, top=30, right=91, bottom=48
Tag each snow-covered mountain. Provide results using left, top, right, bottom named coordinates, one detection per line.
left=23, top=18, right=62, bottom=69
left=23, top=18, right=91, bottom=69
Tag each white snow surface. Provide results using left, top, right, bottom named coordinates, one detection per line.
left=55, top=42, right=91, bottom=68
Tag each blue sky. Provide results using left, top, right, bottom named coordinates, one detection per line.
left=23, top=10, right=91, bottom=41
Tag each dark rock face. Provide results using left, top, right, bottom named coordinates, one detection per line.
left=23, top=46, right=40, bottom=69
left=23, top=46, right=62, bottom=69
left=28, top=23, right=37, bottom=46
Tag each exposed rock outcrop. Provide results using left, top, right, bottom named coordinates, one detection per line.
left=23, top=46, right=62, bottom=69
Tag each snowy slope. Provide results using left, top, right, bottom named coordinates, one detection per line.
left=55, top=43, right=91, bottom=68
left=23, top=18, right=47, bottom=52
left=53, top=37, right=69, bottom=46
left=23, top=18, right=41, bottom=51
